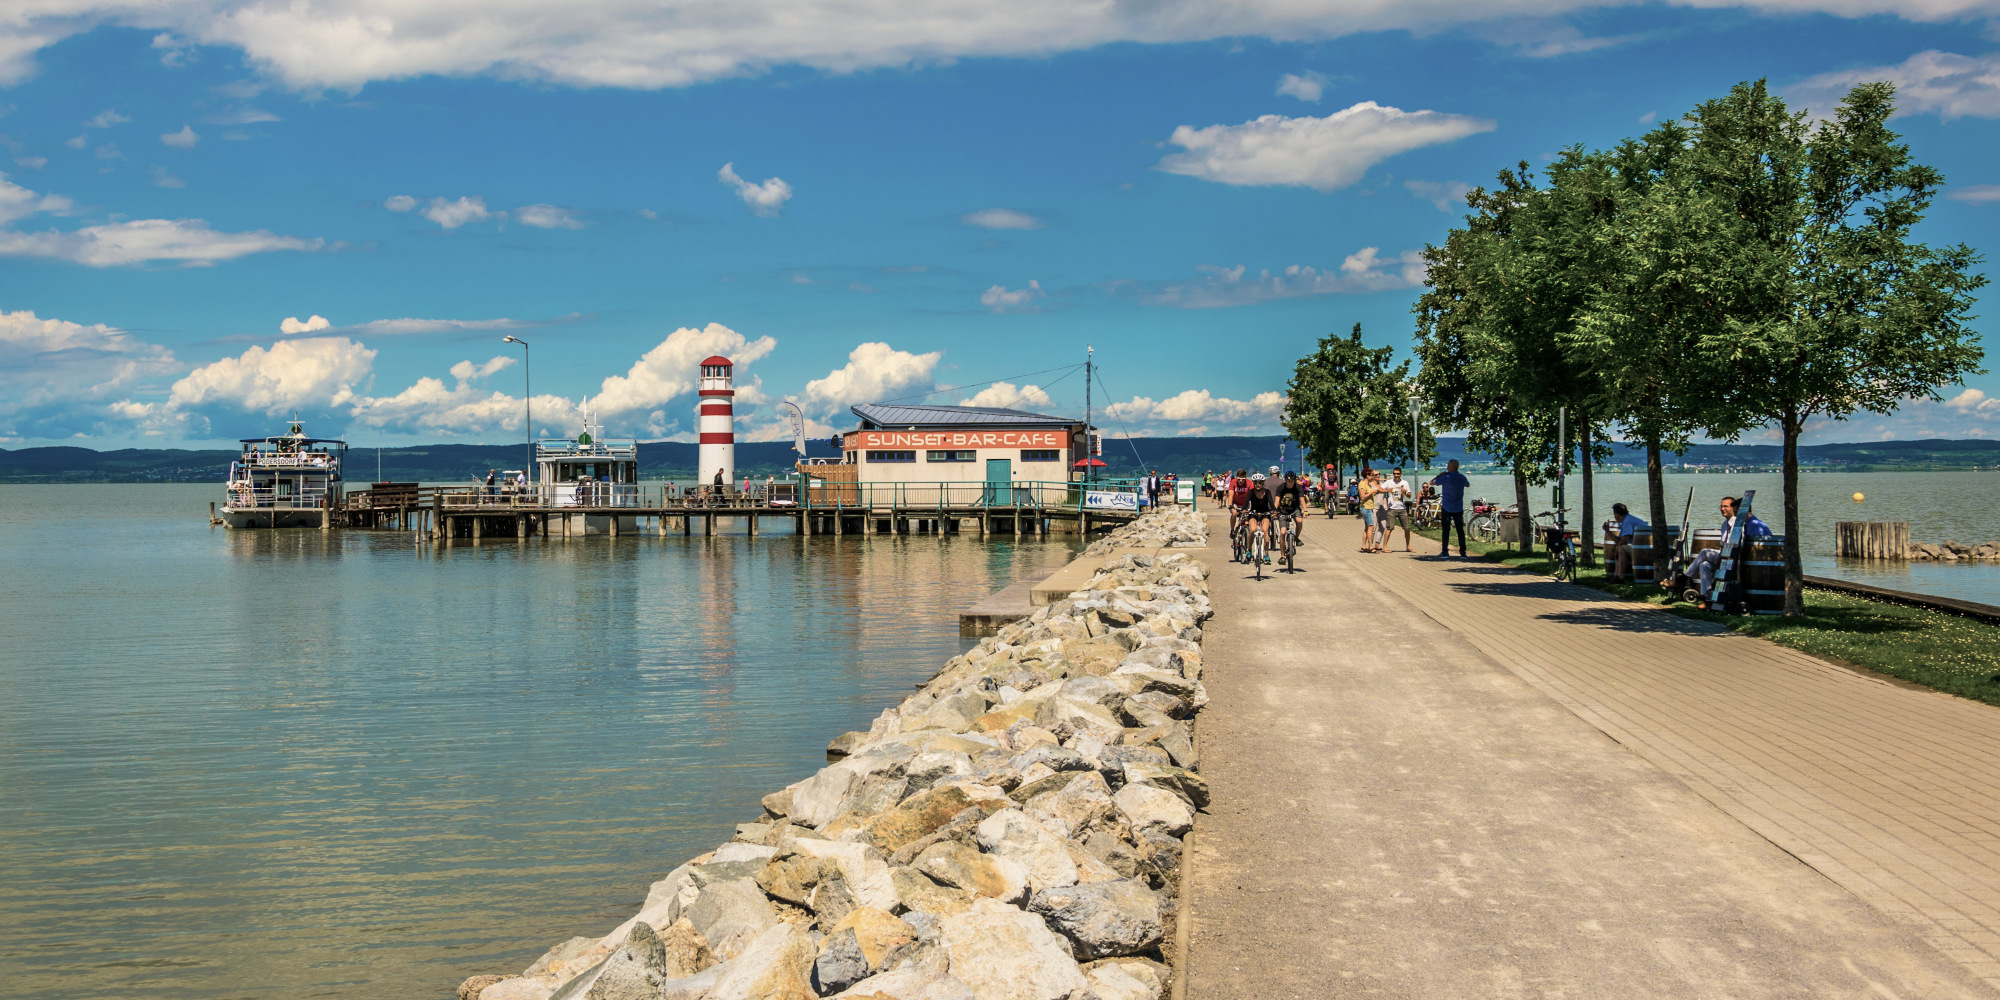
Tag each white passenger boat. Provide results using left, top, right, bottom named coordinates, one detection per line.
left=220, top=421, right=347, bottom=528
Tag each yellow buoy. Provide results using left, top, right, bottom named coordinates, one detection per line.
left=1853, top=492, right=1865, bottom=502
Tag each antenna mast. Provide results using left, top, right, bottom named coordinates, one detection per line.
left=1084, top=345, right=1094, bottom=484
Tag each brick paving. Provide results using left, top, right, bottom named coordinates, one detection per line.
left=1358, top=539, right=2000, bottom=987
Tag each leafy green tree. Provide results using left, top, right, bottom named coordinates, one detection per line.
left=1283, top=324, right=1432, bottom=480
left=1681, top=81, right=1985, bottom=614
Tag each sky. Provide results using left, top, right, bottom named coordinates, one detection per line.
left=3, top=1, right=2000, bottom=450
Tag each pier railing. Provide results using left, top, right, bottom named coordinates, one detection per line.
left=423, top=480, right=1143, bottom=515
left=224, top=486, right=331, bottom=510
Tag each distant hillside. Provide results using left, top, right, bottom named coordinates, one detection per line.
left=6, top=436, right=1998, bottom=483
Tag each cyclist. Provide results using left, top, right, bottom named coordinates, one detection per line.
left=1275, top=471, right=1304, bottom=543
left=1227, top=468, right=1251, bottom=527
left=1245, top=473, right=1275, bottom=563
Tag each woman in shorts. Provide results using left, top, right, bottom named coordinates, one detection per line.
left=1357, top=469, right=1380, bottom=552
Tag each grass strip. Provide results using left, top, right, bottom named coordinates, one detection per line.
left=1372, top=521, right=2000, bottom=708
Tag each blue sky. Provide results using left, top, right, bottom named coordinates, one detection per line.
left=3, top=2, right=1999, bottom=449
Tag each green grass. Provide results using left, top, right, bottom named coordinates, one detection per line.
left=1396, top=523, right=2000, bottom=708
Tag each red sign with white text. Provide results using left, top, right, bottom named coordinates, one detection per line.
left=848, top=430, right=1066, bottom=449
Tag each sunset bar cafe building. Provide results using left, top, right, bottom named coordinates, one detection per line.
left=835, top=403, right=1094, bottom=502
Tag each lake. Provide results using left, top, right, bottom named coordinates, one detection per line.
left=0, top=485, right=1079, bottom=1000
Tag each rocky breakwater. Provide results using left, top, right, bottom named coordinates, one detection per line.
left=1909, top=539, right=2000, bottom=562
left=1081, top=505, right=1206, bottom=558
left=460, top=510, right=1211, bottom=1000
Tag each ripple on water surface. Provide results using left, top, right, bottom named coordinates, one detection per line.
left=0, top=484, right=1079, bottom=1000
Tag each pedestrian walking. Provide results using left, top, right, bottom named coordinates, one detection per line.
left=1381, top=467, right=1415, bottom=552
left=1429, top=459, right=1471, bottom=557
left=1357, top=469, right=1382, bottom=552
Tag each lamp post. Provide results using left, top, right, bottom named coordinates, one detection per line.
left=503, top=336, right=530, bottom=483
left=1407, top=393, right=1423, bottom=470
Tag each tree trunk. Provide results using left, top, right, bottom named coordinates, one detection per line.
left=1646, top=437, right=1668, bottom=584
left=1782, top=408, right=1804, bottom=617
left=1513, top=464, right=1533, bottom=554
left=1580, top=421, right=1596, bottom=568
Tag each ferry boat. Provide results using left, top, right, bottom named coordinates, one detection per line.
left=220, top=421, right=347, bottom=528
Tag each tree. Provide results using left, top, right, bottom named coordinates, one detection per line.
left=1685, top=80, right=1986, bottom=615
left=1283, top=324, right=1432, bottom=480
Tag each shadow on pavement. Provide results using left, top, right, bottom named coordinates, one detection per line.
left=1534, top=605, right=1731, bottom=635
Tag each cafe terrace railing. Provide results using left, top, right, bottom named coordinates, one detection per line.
left=426, top=480, right=1144, bottom=515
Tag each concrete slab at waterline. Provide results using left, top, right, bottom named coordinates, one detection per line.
left=1183, top=508, right=1997, bottom=998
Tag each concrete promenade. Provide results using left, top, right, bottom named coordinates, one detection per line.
left=1183, top=506, right=2000, bottom=998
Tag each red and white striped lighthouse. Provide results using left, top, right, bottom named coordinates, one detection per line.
left=697, top=356, right=736, bottom=486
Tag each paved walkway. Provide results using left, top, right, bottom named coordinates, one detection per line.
left=1184, top=508, right=2000, bottom=998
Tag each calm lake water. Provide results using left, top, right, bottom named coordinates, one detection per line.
left=0, top=485, right=1079, bottom=1000
left=1453, top=470, right=2000, bottom=604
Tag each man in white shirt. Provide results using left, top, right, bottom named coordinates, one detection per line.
left=1609, top=502, right=1647, bottom=583
left=1382, top=467, right=1416, bottom=552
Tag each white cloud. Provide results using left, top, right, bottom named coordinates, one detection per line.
left=1152, top=247, right=1427, bottom=308
left=980, top=280, right=1042, bottom=312
left=418, top=195, right=498, bottom=229
left=202, top=107, right=280, bottom=125
left=0, top=217, right=321, bottom=267
left=1276, top=72, right=1326, bottom=102
left=1405, top=178, right=1471, bottom=211
left=383, top=194, right=417, bottom=212
left=1159, top=102, right=1496, bottom=192
left=0, top=173, right=73, bottom=223
left=63, top=134, right=85, bottom=149
left=349, top=354, right=543, bottom=436
left=593, top=322, right=777, bottom=417
left=1947, top=185, right=2000, bottom=203
left=718, top=163, right=792, bottom=217
left=515, top=203, right=584, bottom=229
left=167, top=337, right=376, bottom=415
left=94, top=142, right=122, bottom=160
left=14, top=155, right=46, bottom=170
left=0, top=307, right=177, bottom=439
left=1797, top=388, right=2000, bottom=442
left=84, top=109, right=130, bottom=129
left=160, top=125, right=199, bottom=149
left=1476, top=20, right=1645, bottom=58
left=280, top=314, right=330, bottom=334
left=149, top=165, right=184, bottom=188
left=1104, top=389, right=1289, bottom=434
left=797, top=342, right=942, bottom=417
left=1792, top=50, right=2000, bottom=120
left=958, top=381, right=1053, bottom=409
left=962, top=207, right=1043, bottom=229
left=340, top=316, right=536, bottom=336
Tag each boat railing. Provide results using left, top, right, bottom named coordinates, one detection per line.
left=239, top=454, right=341, bottom=470
left=223, top=486, right=331, bottom=510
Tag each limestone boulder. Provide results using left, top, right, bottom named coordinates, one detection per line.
left=938, top=897, right=1089, bottom=1000
left=975, top=808, right=1079, bottom=893
left=480, top=977, right=556, bottom=1000
left=829, top=967, right=978, bottom=999
left=811, top=852, right=898, bottom=926
left=571, top=921, right=673, bottom=1000
left=1122, top=761, right=1210, bottom=809
left=711, top=842, right=778, bottom=864
left=1112, top=783, right=1192, bottom=839
left=654, top=918, right=716, bottom=979
left=1082, top=961, right=1162, bottom=1000
left=813, top=906, right=919, bottom=993
left=889, top=865, right=977, bottom=917
left=912, top=840, right=1029, bottom=904
left=1029, top=879, right=1165, bottom=959
left=755, top=853, right=820, bottom=908
left=459, top=976, right=514, bottom=1000
left=523, top=937, right=593, bottom=977
left=903, top=750, right=975, bottom=794
left=685, top=878, right=779, bottom=960
left=705, top=922, right=818, bottom=1000
left=861, top=785, right=1002, bottom=854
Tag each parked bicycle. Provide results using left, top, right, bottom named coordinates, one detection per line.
left=1534, top=508, right=1580, bottom=582
left=1469, top=498, right=1510, bottom=544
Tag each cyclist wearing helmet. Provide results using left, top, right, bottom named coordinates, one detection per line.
left=1245, top=473, right=1275, bottom=563
left=1275, top=471, right=1304, bottom=541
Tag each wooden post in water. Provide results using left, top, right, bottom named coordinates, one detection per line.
left=747, top=514, right=758, bottom=537
left=1836, top=521, right=1909, bottom=559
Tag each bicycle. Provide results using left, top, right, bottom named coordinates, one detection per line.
left=1469, top=498, right=1506, bottom=544
left=1277, top=513, right=1298, bottom=573
left=1231, top=514, right=1250, bottom=563
left=1249, top=518, right=1267, bottom=579
left=1535, top=508, right=1579, bottom=582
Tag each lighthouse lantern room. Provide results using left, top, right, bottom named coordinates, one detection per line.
left=698, top=356, right=737, bottom=486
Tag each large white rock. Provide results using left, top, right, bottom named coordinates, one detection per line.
left=481, top=977, right=557, bottom=1000
left=1025, top=769, right=1116, bottom=840
left=1112, top=782, right=1193, bottom=838
left=684, top=879, right=778, bottom=960
left=830, top=967, right=977, bottom=999
left=1084, top=962, right=1160, bottom=1000
left=705, top=922, right=817, bottom=1000
left=975, top=808, right=1079, bottom=893
left=939, top=898, right=1088, bottom=1000
left=711, top=842, right=778, bottom=864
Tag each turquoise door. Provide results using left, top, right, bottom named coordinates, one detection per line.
left=985, top=459, right=1011, bottom=505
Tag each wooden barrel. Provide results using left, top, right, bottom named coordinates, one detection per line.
left=1742, top=536, right=1787, bottom=615
left=1692, top=528, right=1723, bottom=554
left=1629, top=525, right=1681, bottom=582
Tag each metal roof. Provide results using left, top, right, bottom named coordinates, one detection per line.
left=851, top=402, right=1078, bottom=429
left=700, top=355, right=734, bottom=366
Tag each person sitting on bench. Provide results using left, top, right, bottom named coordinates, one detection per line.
left=1685, top=495, right=1771, bottom=607
left=1608, top=503, right=1645, bottom=583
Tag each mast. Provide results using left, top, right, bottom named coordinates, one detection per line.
left=1084, top=344, right=1093, bottom=484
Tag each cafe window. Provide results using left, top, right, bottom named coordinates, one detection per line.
left=866, top=450, right=916, bottom=463
left=926, top=450, right=976, bottom=462
left=1020, top=449, right=1060, bottom=462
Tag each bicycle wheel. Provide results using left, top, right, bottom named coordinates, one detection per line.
left=1252, top=532, right=1264, bottom=579
left=1285, top=528, right=1296, bottom=572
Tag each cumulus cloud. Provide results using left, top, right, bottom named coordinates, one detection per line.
left=84, top=109, right=130, bottom=129
left=958, top=381, right=1054, bottom=409
left=1276, top=72, right=1327, bottom=102
left=167, top=337, right=376, bottom=415
left=1104, top=388, right=1289, bottom=433
left=1948, top=185, right=2000, bottom=203
left=593, top=322, right=777, bottom=417
left=1405, top=178, right=1472, bottom=211
left=0, top=172, right=316, bottom=267
left=1792, top=50, right=2000, bottom=120
left=0, top=173, right=73, bottom=223
left=1159, top=102, right=1496, bottom=192
left=718, top=163, right=792, bottom=217
left=341, top=316, right=538, bottom=336
left=1798, top=387, right=2000, bottom=442
left=2, top=2, right=1981, bottom=93
left=980, top=280, right=1042, bottom=312
left=0, top=307, right=177, bottom=440
left=962, top=208, right=1043, bottom=230
left=383, top=194, right=417, bottom=212
left=515, top=203, right=584, bottom=229
left=160, top=125, right=199, bottom=148
left=349, top=354, right=543, bottom=437
left=280, top=314, right=330, bottom=334
left=418, top=196, right=498, bottom=229
left=797, top=342, right=942, bottom=417
left=1152, top=247, right=1427, bottom=308
left=149, top=166, right=184, bottom=188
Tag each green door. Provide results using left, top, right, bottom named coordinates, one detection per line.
left=985, top=459, right=1011, bottom=505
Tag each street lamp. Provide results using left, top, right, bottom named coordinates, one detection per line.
left=1407, top=393, right=1424, bottom=470
left=503, top=336, right=530, bottom=483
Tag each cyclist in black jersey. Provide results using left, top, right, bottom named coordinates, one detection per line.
left=1275, top=471, right=1304, bottom=541
left=1245, top=473, right=1275, bottom=564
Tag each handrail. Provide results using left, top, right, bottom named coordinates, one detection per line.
left=403, top=480, right=1144, bottom=515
